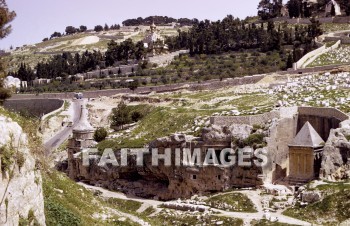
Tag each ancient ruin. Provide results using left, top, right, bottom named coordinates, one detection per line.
left=66, top=105, right=350, bottom=200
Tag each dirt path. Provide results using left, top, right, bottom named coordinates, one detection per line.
left=79, top=183, right=312, bottom=225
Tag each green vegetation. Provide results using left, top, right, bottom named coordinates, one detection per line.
left=308, top=45, right=350, bottom=67
left=0, top=145, right=14, bottom=174
left=283, top=187, right=350, bottom=225
left=19, top=209, right=39, bottom=226
left=148, top=51, right=289, bottom=83
left=100, top=105, right=215, bottom=150
left=110, top=102, right=154, bottom=129
left=243, top=133, right=267, bottom=149
left=205, top=193, right=257, bottom=213
left=106, top=198, right=142, bottom=214
left=43, top=171, right=141, bottom=226
left=94, top=127, right=108, bottom=142
left=251, top=219, right=298, bottom=226
left=140, top=209, right=243, bottom=226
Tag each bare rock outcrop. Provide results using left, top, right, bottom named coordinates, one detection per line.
left=0, top=116, right=46, bottom=225
left=320, top=125, right=350, bottom=181
left=202, top=124, right=253, bottom=144
left=68, top=131, right=263, bottom=200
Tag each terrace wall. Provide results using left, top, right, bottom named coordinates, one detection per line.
left=210, top=110, right=281, bottom=126
left=3, top=99, right=64, bottom=117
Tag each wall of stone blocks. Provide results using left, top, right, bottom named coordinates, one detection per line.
left=3, top=99, right=64, bottom=117
left=210, top=111, right=281, bottom=127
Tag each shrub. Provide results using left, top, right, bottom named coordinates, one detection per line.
left=110, top=101, right=132, bottom=129
left=0, top=146, right=14, bottom=174
left=131, top=111, right=142, bottom=122
left=93, top=127, right=108, bottom=142
left=45, top=199, right=81, bottom=226
left=0, top=87, right=11, bottom=104
left=243, top=133, right=266, bottom=148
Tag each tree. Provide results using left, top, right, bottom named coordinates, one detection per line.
left=93, top=127, right=108, bottom=142
left=287, top=0, right=301, bottom=18
left=104, top=23, right=109, bottom=31
left=0, top=0, right=15, bottom=103
left=79, top=25, right=87, bottom=32
left=111, top=101, right=131, bottom=129
left=286, top=53, right=294, bottom=68
left=0, top=0, right=16, bottom=38
left=330, top=3, right=336, bottom=17
left=65, top=26, right=77, bottom=35
left=94, top=25, right=103, bottom=32
left=50, top=31, right=62, bottom=39
left=128, top=79, right=139, bottom=92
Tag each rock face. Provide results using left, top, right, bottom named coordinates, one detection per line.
left=320, top=123, right=350, bottom=181
left=0, top=116, right=46, bottom=225
left=301, top=191, right=322, bottom=203
left=67, top=131, right=264, bottom=200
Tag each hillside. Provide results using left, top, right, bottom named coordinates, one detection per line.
left=4, top=25, right=186, bottom=72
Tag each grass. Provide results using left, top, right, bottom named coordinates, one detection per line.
left=205, top=193, right=257, bottom=213
left=251, top=219, right=299, bottom=226
left=105, top=198, right=142, bottom=214
left=140, top=209, right=243, bottom=226
left=307, top=45, right=350, bottom=67
left=283, top=187, right=350, bottom=225
left=321, top=23, right=350, bottom=33
left=43, top=171, right=141, bottom=226
left=98, top=105, right=216, bottom=150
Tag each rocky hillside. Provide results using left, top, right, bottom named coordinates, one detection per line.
left=0, top=111, right=45, bottom=225
left=4, top=25, right=184, bottom=72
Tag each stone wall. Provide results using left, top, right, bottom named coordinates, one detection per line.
left=293, top=40, right=341, bottom=69
left=302, top=40, right=341, bottom=69
left=210, top=110, right=280, bottom=127
left=264, top=107, right=298, bottom=183
left=285, top=64, right=347, bottom=74
left=271, top=16, right=350, bottom=24
left=293, top=45, right=326, bottom=69
left=297, top=107, right=349, bottom=141
left=298, top=107, right=349, bottom=122
left=10, top=75, right=265, bottom=100
left=324, top=36, right=350, bottom=44
left=4, top=99, right=64, bottom=117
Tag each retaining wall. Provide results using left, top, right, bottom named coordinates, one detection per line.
left=303, top=40, right=341, bottom=68
left=10, top=75, right=264, bottom=100
left=271, top=16, right=350, bottom=24
left=210, top=110, right=280, bottom=126
left=3, top=99, right=64, bottom=117
left=293, top=40, right=341, bottom=69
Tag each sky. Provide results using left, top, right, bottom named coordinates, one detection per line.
left=0, top=0, right=264, bottom=49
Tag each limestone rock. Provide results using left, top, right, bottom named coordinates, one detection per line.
left=301, top=191, right=322, bottom=203
left=320, top=127, right=350, bottom=181
left=0, top=116, right=46, bottom=225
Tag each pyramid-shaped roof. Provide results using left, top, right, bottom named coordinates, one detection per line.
left=290, top=122, right=325, bottom=147
left=73, top=105, right=94, bottom=132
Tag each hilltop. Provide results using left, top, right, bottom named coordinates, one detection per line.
left=4, top=24, right=188, bottom=72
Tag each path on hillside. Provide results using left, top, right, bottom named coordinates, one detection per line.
left=78, top=183, right=311, bottom=226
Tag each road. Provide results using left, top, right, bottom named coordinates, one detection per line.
left=44, top=99, right=83, bottom=154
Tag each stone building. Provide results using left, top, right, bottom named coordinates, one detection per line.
left=143, top=22, right=168, bottom=56
left=67, top=104, right=95, bottom=179
left=288, top=122, right=324, bottom=184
